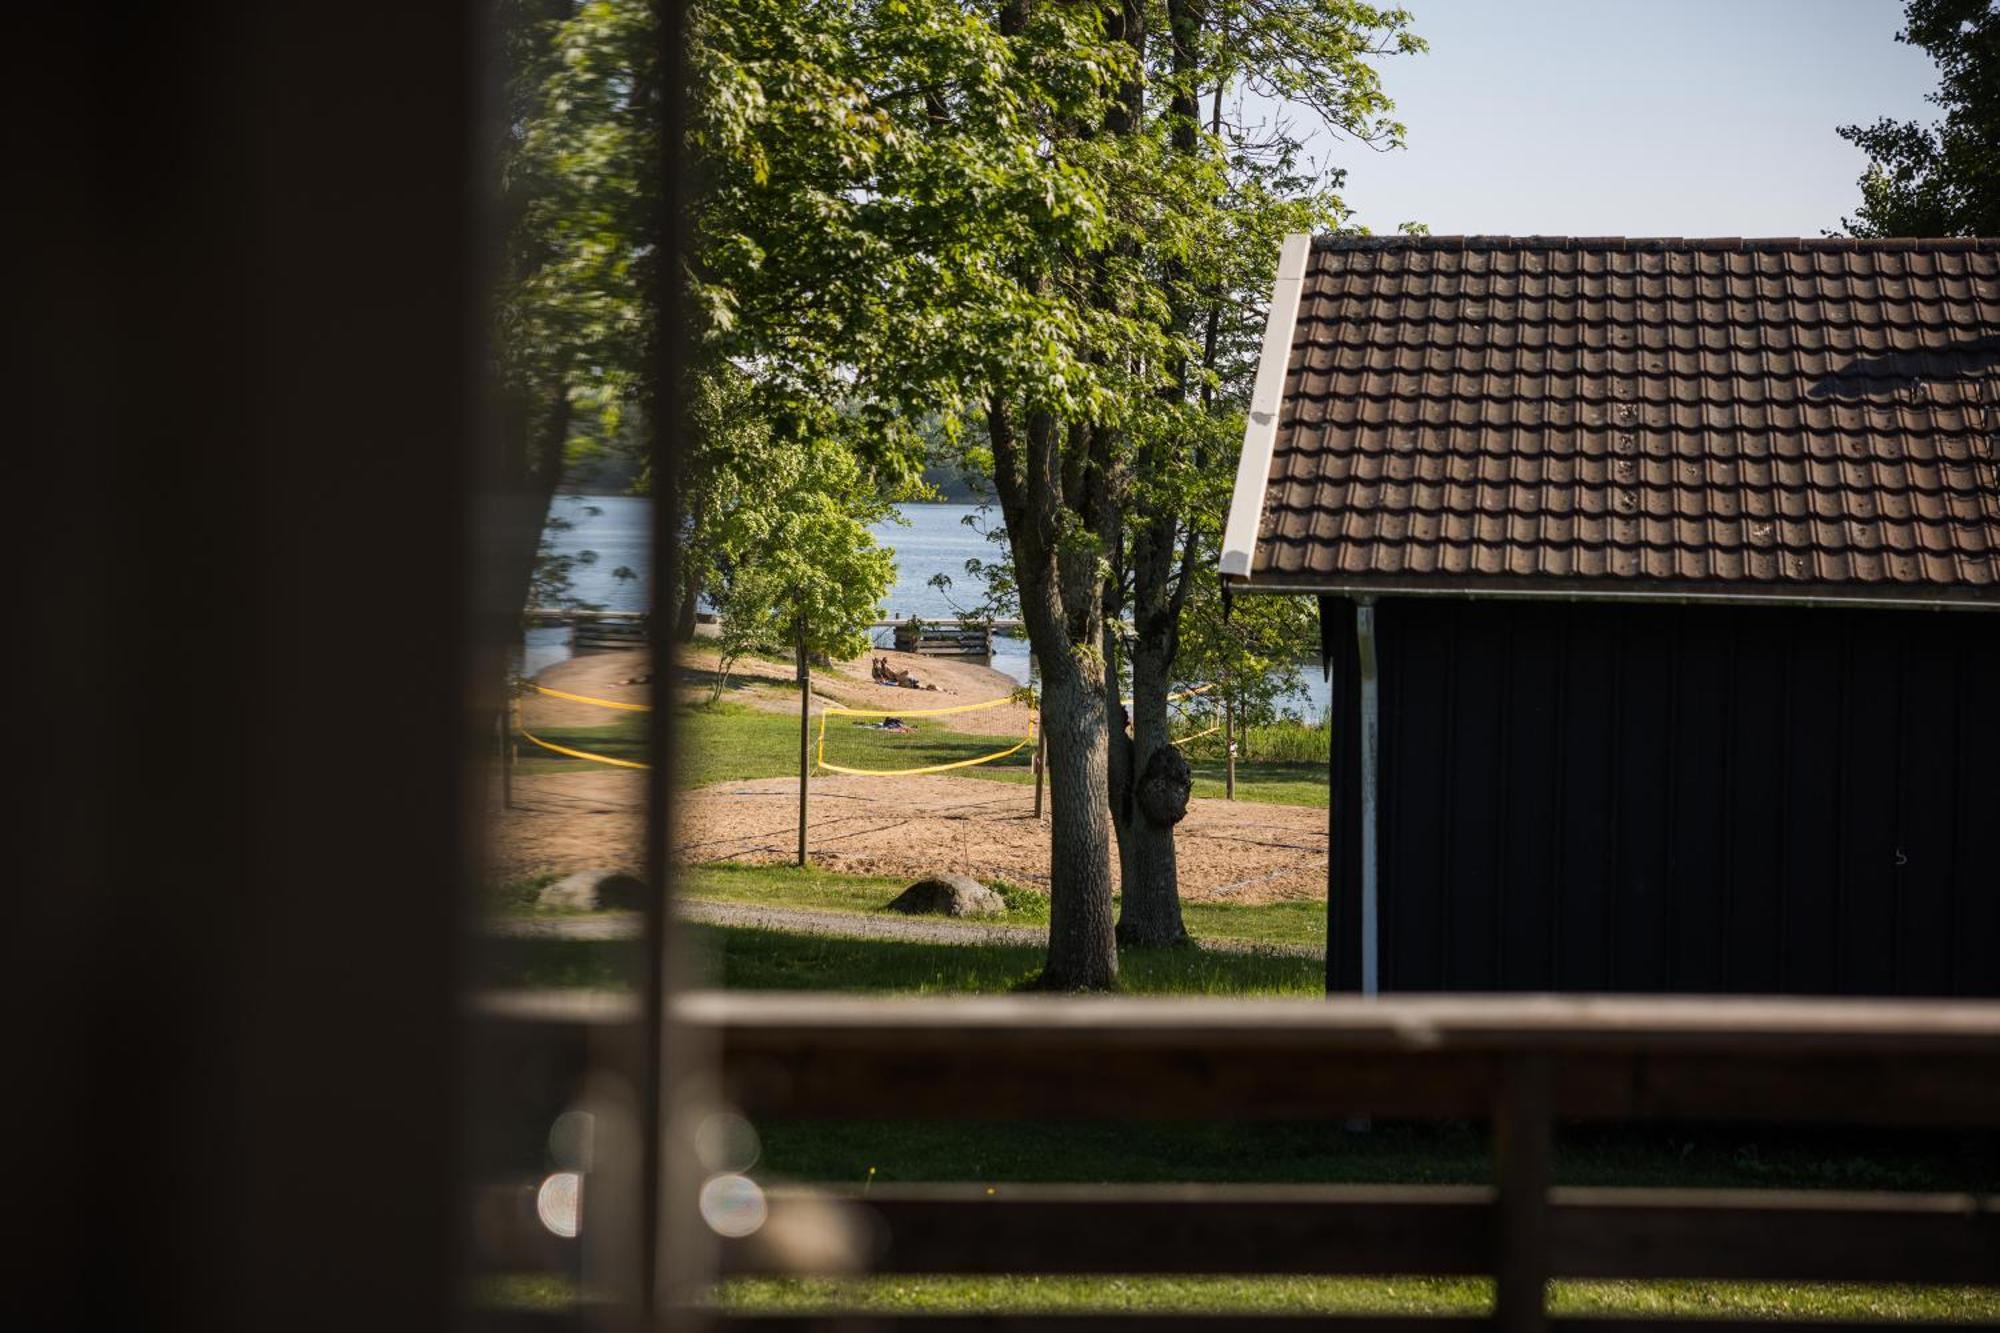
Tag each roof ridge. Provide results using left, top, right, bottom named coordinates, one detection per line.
left=1315, top=234, right=2000, bottom=253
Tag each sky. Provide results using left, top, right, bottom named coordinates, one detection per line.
left=1272, top=0, right=1944, bottom=238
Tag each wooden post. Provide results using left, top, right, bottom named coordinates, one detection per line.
left=1493, top=1055, right=1552, bottom=1333
left=492, top=700, right=508, bottom=804
left=1029, top=660, right=1045, bottom=821
left=797, top=610, right=810, bottom=867
left=1224, top=688, right=1235, bottom=801
left=1032, top=724, right=1045, bottom=821
left=501, top=692, right=518, bottom=811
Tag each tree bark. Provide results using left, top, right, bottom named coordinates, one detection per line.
left=1113, top=0, right=1208, bottom=946
left=672, top=574, right=700, bottom=642
left=983, top=0, right=1120, bottom=989
left=988, top=396, right=1119, bottom=991
left=490, top=371, right=573, bottom=627
left=1037, top=660, right=1119, bottom=990
left=1115, top=509, right=1191, bottom=947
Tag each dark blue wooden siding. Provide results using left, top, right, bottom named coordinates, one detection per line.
left=1322, top=596, right=2000, bottom=997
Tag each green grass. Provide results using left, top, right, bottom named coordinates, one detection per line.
left=477, top=1272, right=2000, bottom=1321
left=755, top=1117, right=1990, bottom=1194
left=716, top=1264, right=2000, bottom=1320
left=718, top=926, right=1321, bottom=994
left=481, top=923, right=1323, bottom=996
left=715, top=1276, right=2000, bottom=1321
left=518, top=700, right=1327, bottom=806
left=673, top=861, right=1322, bottom=950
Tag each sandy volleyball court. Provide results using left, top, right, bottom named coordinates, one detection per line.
left=497, top=646, right=1324, bottom=905
left=526, top=645, right=1033, bottom=738
left=493, top=767, right=1326, bottom=905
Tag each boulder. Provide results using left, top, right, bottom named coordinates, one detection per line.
left=885, top=873, right=1005, bottom=918
left=538, top=868, right=648, bottom=912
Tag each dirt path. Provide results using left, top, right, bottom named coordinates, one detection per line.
left=488, top=900, right=1320, bottom=957
left=492, top=769, right=1327, bottom=907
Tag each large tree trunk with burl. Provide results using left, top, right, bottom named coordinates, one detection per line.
left=1113, top=0, right=1206, bottom=947
left=1113, top=511, right=1192, bottom=947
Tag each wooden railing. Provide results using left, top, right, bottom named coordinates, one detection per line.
left=472, top=992, right=2000, bottom=1332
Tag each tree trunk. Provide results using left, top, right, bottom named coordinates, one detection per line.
left=986, top=396, right=1118, bottom=992
left=672, top=574, right=700, bottom=642
left=1116, top=606, right=1190, bottom=947
left=1035, top=662, right=1119, bottom=990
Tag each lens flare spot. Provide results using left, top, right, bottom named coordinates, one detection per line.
left=549, top=1109, right=596, bottom=1171
left=693, top=1111, right=761, bottom=1174
left=698, top=1172, right=767, bottom=1239
left=536, top=1171, right=582, bottom=1239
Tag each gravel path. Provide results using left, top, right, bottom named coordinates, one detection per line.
left=487, top=899, right=1319, bottom=958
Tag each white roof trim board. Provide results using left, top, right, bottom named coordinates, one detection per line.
left=1218, top=232, right=1311, bottom=579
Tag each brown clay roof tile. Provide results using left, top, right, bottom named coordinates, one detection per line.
left=1241, top=236, right=2000, bottom=603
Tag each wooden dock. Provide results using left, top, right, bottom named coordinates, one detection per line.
left=524, top=609, right=1025, bottom=657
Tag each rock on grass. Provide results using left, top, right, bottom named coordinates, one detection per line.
left=885, top=873, right=1005, bottom=918
left=538, top=868, right=647, bottom=911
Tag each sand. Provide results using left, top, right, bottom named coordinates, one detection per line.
left=492, top=768, right=1325, bottom=906
left=495, top=644, right=1325, bottom=907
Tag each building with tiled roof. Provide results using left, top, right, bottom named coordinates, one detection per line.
left=1220, top=235, right=2000, bottom=998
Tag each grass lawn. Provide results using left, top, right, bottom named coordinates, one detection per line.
left=482, top=922, right=1324, bottom=996
left=518, top=700, right=1327, bottom=807
left=713, top=1276, right=2000, bottom=1321
left=482, top=1272, right=2000, bottom=1321
left=675, top=861, right=1327, bottom=951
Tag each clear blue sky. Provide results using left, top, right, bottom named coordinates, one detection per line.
left=1285, top=0, right=1943, bottom=237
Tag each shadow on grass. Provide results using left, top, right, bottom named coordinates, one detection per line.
left=479, top=923, right=1322, bottom=996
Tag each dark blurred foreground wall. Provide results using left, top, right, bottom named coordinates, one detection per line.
left=10, top=7, right=485, bottom=1328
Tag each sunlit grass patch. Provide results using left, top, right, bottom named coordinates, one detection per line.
left=712, top=1275, right=2000, bottom=1321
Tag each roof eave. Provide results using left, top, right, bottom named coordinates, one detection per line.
left=1218, top=232, right=1311, bottom=580
left=1221, top=573, right=2000, bottom=613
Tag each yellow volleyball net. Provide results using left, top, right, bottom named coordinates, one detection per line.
left=513, top=677, right=1220, bottom=774
left=516, top=682, right=654, bottom=770
left=816, top=693, right=1035, bottom=777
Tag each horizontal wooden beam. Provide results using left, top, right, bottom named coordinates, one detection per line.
left=718, top=1185, right=2000, bottom=1286
left=468, top=990, right=2000, bottom=1124
left=670, top=992, right=2000, bottom=1126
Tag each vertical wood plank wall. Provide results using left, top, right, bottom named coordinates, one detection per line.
left=1323, top=597, right=2000, bottom=997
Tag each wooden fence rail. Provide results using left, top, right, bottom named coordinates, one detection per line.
left=469, top=992, right=2000, bottom=1333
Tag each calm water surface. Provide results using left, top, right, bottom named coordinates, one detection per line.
left=531, top=495, right=1323, bottom=712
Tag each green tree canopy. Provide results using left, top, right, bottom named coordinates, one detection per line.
left=1839, top=0, right=2000, bottom=236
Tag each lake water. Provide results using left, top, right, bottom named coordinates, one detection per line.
left=531, top=494, right=1326, bottom=713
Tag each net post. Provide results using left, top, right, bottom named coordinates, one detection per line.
left=1032, top=700, right=1045, bottom=821
left=796, top=611, right=810, bottom=868
left=502, top=688, right=518, bottom=810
